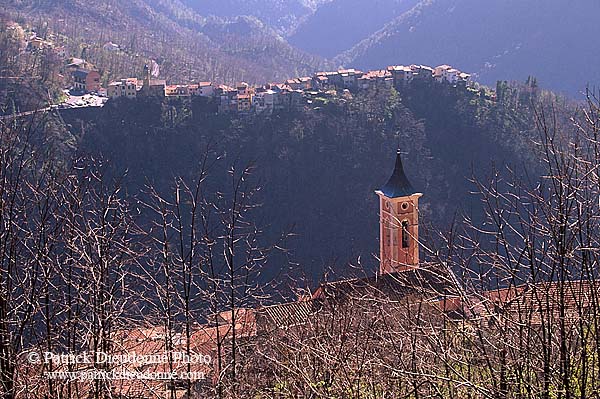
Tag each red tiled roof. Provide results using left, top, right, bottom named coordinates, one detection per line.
left=477, top=280, right=600, bottom=325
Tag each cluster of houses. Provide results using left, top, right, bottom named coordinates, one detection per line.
left=104, top=64, right=473, bottom=115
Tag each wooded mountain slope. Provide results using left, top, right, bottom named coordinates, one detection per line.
left=4, top=0, right=328, bottom=84
left=181, top=0, right=325, bottom=36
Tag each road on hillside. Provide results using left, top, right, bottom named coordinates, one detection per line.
left=0, top=107, right=51, bottom=121
left=0, top=90, right=108, bottom=121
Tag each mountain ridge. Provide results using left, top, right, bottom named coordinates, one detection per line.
left=288, top=0, right=420, bottom=58
left=181, top=0, right=329, bottom=36
left=336, top=0, right=600, bottom=96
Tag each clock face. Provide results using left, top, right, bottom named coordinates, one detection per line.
left=401, top=202, right=410, bottom=211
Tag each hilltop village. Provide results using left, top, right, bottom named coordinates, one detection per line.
left=102, top=63, right=474, bottom=115
left=7, top=22, right=481, bottom=114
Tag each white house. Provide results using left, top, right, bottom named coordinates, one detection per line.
left=388, top=65, right=414, bottom=85
left=108, top=78, right=138, bottom=99
left=447, top=69, right=460, bottom=84
left=254, top=89, right=276, bottom=114
left=434, top=65, right=460, bottom=84
left=411, top=65, right=434, bottom=80
left=198, top=82, right=214, bottom=97
left=339, top=69, right=362, bottom=89
left=459, top=72, right=472, bottom=85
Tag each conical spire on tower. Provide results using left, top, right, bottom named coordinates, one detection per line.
left=379, top=149, right=416, bottom=198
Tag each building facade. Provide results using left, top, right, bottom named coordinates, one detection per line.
left=108, top=78, right=138, bottom=99
left=72, top=69, right=101, bottom=93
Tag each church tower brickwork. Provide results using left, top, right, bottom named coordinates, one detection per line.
left=375, top=150, right=422, bottom=274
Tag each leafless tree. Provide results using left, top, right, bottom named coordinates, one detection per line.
left=138, top=148, right=291, bottom=399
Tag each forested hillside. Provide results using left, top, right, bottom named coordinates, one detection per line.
left=0, top=19, right=63, bottom=112
left=3, top=0, right=328, bottom=84
left=181, top=0, right=325, bottom=36
left=65, top=82, right=555, bottom=277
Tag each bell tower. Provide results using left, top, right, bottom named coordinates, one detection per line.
left=142, top=64, right=150, bottom=95
left=375, top=150, right=422, bottom=274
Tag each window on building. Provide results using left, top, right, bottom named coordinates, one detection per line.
left=401, top=220, right=409, bottom=248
